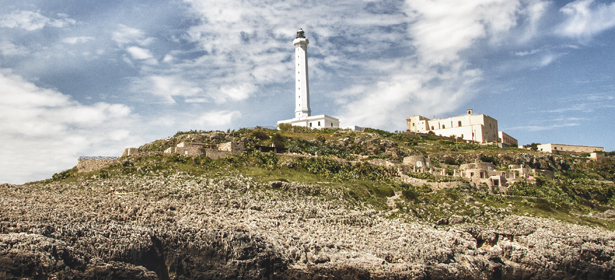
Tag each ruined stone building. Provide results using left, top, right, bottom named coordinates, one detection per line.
left=164, top=141, right=245, bottom=159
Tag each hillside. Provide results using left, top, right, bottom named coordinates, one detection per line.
left=2, top=127, right=615, bottom=279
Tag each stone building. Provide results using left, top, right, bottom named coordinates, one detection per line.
left=498, top=131, right=518, bottom=147
left=458, top=160, right=515, bottom=189
left=536, top=143, right=604, bottom=154
left=277, top=28, right=340, bottom=129
left=402, top=156, right=431, bottom=173
left=406, top=109, right=515, bottom=145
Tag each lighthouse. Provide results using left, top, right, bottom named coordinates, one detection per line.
left=277, top=28, right=340, bottom=129
left=294, top=29, right=311, bottom=119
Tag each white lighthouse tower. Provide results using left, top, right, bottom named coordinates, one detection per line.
left=277, top=28, right=340, bottom=129
left=294, top=28, right=311, bottom=119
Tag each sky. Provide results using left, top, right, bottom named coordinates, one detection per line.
left=1, top=0, right=615, bottom=184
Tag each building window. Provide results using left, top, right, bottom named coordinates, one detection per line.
left=331, top=123, right=333, bottom=127
left=309, top=122, right=312, bottom=127
left=442, top=125, right=445, bottom=129
left=431, top=126, right=434, bottom=130
left=458, top=121, right=462, bottom=126
left=318, top=121, right=321, bottom=126
left=184, top=150, right=188, bottom=155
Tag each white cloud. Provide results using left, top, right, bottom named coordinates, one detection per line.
left=407, top=0, right=520, bottom=66
left=0, top=41, right=28, bottom=56
left=132, top=75, right=203, bottom=103
left=127, top=46, right=154, bottom=60
left=515, top=49, right=541, bottom=56
left=112, top=24, right=155, bottom=46
left=218, top=84, right=256, bottom=103
left=196, top=110, right=241, bottom=127
left=0, top=69, right=141, bottom=184
left=514, top=0, right=550, bottom=43
left=0, top=10, right=75, bottom=31
left=162, top=54, right=174, bottom=63
left=539, top=53, right=563, bottom=67
left=62, top=36, right=95, bottom=44
left=557, top=0, right=615, bottom=38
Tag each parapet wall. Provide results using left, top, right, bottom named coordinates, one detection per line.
left=77, top=156, right=118, bottom=173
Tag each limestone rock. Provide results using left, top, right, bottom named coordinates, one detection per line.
left=1, top=176, right=614, bottom=279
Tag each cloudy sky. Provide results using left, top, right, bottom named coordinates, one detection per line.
left=1, top=0, right=615, bottom=184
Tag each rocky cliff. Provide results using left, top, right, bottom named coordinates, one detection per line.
left=1, top=173, right=614, bottom=279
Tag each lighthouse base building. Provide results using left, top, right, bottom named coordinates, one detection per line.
left=277, top=28, right=340, bottom=130
left=278, top=114, right=340, bottom=129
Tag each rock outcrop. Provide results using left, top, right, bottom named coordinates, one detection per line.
left=1, top=174, right=614, bottom=279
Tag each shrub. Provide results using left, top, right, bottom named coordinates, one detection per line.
left=401, top=184, right=432, bottom=200
left=278, top=123, right=293, bottom=131
left=374, top=186, right=395, bottom=197
left=272, top=133, right=286, bottom=149
left=51, top=167, right=77, bottom=181
left=364, top=128, right=393, bottom=137
left=479, top=155, right=496, bottom=163
left=390, top=133, right=423, bottom=146
left=251, top=130, right=269, bottom=140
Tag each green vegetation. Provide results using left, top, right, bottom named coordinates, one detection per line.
left=47, top=127, right=615, bottom=229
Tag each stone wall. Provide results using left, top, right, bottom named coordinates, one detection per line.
left=398, top=173, right=465, bottom=190
left=164, top=144, right=206, bottom=156
left=121, top=148, right=139, bottom=157
left=204, top=149, right=233, bottom=160
left=218, top=142, right=245, bottom=152
left=77, top=157, right=118, bottom=173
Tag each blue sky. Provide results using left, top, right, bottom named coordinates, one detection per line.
left=1, top=0, right=615, bottom=184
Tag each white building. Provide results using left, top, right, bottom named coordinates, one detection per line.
left=406, top=109, right=504, bottom=144
left=277, top=29, right=340, bottom=129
